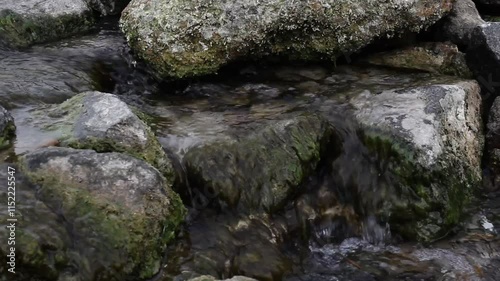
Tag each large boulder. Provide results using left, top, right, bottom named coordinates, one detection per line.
left=0, top=106, right=15, bottom=149
left=15, top=148, right=186, bottom=280
left=183, top=114, right=336, bottom=213
left=0, top=0, right=95, bottom=48
left=433, top=0, right=485, bottom=49
left=31, top=91, right=174, bottom=178
left=120, top=0, right=453, bottom=79
left=350, top=80, right=483, bottom=241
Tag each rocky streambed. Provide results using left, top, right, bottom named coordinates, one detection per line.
left=0, top=0, right=500, bottom=281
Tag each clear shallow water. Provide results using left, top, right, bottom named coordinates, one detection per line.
left=0, top=21, right=499, bottom=281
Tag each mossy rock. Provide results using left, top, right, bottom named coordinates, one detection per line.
left=350, top=81, right=483, bottom=242
left=0, top=105, right=15, bottom=150
left=0, top=1, right=95, bottom=48
left=31, top=91, right=175, bottom=180
left=18, top=148, right=186, bottom=280
left=120, top=0, right=452, bottom=79
left=183, top=114, right=338, bottom=213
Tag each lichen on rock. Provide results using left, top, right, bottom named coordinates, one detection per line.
left=120, top=0, right=453, bottom=79
left=0, top=105, right=15, bottom=150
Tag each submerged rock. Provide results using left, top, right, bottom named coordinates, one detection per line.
left=31, top=91, right=174, bottom=178
left=0, top=30, right=127, bottom=108
left=120, top=0, right=452, bottom=79
left=0, top=0, right=94, bottom=48
left=86, top=0, right=130, bottom=16
left=183, top=114, right=336, bottom=212
left=350, top=80, right=483, bottom=241
left=364, top=42, right=472, bottom=78
left=167, top=213, right=290, bottom=281
left=433, top=0, right=485, bottom=49
left=18, top=147, right=186, bottom=280
left=0, top=106, right=15, bottom=149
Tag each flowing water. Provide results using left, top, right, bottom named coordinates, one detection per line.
left=1, top=20, right=499, bottom=281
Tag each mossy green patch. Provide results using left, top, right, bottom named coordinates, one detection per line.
left=19, top=157, right=186, bottom=280
left=184, top=114, right=337, bottom=212
left=360, top=130, right=477, bottom=242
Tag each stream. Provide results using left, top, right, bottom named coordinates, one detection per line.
left=1, top=19, right=499, bottom=281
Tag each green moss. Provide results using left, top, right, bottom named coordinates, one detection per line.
left=0, top=9, right=95, bottom=48
left=184, top=114, right=336, bottom=212
left=0, top=120, right=16, bottom=150
left=20, top=160, right=186, bottom=280
left=360, top=130, right=477, bottom=242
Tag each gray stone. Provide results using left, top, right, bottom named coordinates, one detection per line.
left=0, top=106, right=15, bottom=149
left=466, top=23, right=500, bottom=95
left=350, top=80, right=483, bottom=241
left=0, top=0, right=95, bottom=48
left=120, top=0, right=453, bottom=79
left=487, top=96, right=500, bottom=149
left=434, top=0, right=485, bottom=49
left=364, top=42, right=472, bottom=78
left=86, top=0, right=130, bottom=16
left=19, top=147, right=186, bottom=280
left=32, top=91, right=174, bottom=178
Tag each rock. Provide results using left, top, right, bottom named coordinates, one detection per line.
left=466, top=23, right=500, bottom=95
left=433, top=0, right=485, bottom=49
left=364, top=42, right=472, bottom=78
left=487, top=97, right=500, bottom=149
left=31, top=91, right=174, bottom=178
left=120, top=0, right=453, bottom=79
left=0, top=0, right=95, bottom=48
left=170, top=213, right=290, bottom=281
left=183, top=114, right=336, bottom=212
left=0, top=164, right=72, bottom=280
left=485, top=97, right=500, bottom=191
left=86, top=0, right=130, bottom=16
left=0, top=106, right=15, bottom=149
left=350, top=80, right=483, bottom=241
left=18, top=147, right=186, bottom=280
